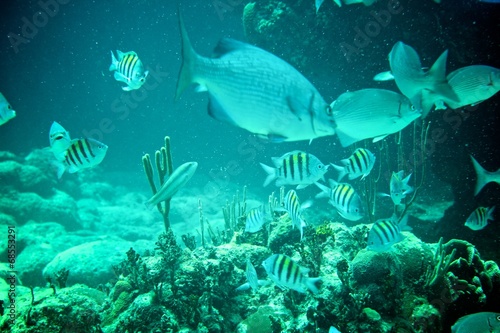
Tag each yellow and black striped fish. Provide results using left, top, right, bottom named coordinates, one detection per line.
left=262, top=254, right=321, bottom=294
left=367, top=214, right=409, bottom=252
left=58, top=138, right=108, bottom=179
left=109, top=50, right=149, bottom=91
left=465, top=206, right=495, bottom=231
left=260, top=150, right=329, bottom=189
left=332, top=148, right=375, bottom=181
left=316, top=179, right=364, bottom=221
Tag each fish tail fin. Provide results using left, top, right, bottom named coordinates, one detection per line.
left=331, top=163, right=347, bottom=181
left=429, top=50, right=460, bottom=103
left=55, top=161, right=66, bottom=179
left=109, top=50, right=118, bottom=71
left=470, top=155, right=490, bottom=195
left=260, top=163, right=276, bottom=187
left=315, top=0, right=325, bottom=12
left=487, top=206, right=496, bottom=221
left=175, top=12, right=199, bottom=101
left=305, top=277, right=322, bottom=294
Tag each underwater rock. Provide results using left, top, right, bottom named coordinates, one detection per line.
left=0, top=160, right=54, bottom=197
left=43, top=238, right=151, bottom=287
left=236, top=305, right=290, bottom=333
left=1, top=284, right=105, bottom=332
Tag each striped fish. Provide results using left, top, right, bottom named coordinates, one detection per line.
left=262, top=254, right=321, bottom=294
left=465, top=206, right=495, bottom=231
left=367, top=214, right=410, bottom=252
left=58, top=138, right=108, bottom=179
left=175, top=15, right=337, bottom=142
left=109, top=50, right=149, bottom=91
left=144, top=162, right=198, bottom=210
left=332, top=148, right=376, bottom=181
left=0, top=92, right=15, bottom=126
left=235, top=259, right=269, bottom=292
left=315, top=180, right=364, bottom=221
left=277, top=190, right=312, bottom=241
left=244, top=205, right=272, bottom=233
left=260, top=151, right=329, bottom=189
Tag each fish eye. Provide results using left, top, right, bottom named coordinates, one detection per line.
left=325, top=105, right=333, bottom=116
left=410, top=105, right=416, bottom=111
left=7, top=104, right=12, bottom=109
left=317, top=165, right=323, bottom=169
left=497, top=315, right=500, bottom=321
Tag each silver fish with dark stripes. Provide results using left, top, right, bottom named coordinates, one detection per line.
left=175, top=15, right=336, bottom=142
left=465, top=206, right=495, bottom=231
left=367, top=214, right=410, bottom=252
left=144, top=162, right=198, bottom=210
left=0, top=92, right=15, bottom=126
left=260, top=150, right=329, bottom=188
left=235, top=259, right=269, bottom=292
left=315, top=180, right=364, bottom=221
left=58, top=138, right=108, bottom=179
left=262, top=254, right=321, bottom=294
left=244, top=205, right=272, bottom=233
left=332, top=148, right=375, bottom=181
left=276, top=189, right=312, bottom=241
left=109, top=50, right=149, bottom=91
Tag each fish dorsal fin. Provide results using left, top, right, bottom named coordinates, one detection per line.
left=428, top=50, right=448, bottom=82
left=213, top=38, right=258, bottom=57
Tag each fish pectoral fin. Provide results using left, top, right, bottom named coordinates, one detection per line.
left=286, top=96, right=305, bottom=121
left=114, top=71, right=130, bottom=83
left=265, top=133, right=288, bottom=143
left=122, top=86, right=133, bottom=92
left=373, top=71, right=394, bottom=81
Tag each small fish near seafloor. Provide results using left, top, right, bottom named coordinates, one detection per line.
left=175, top=14, right=337, bottom=143
left=330, top=89, right=421, bottom=147
left=331, top=148, right=375, bottom=181
left=315, top=180, right=364, bottom=221
left=366, top=214, right=411, bottom=252
left=57, top=138, right=108, bottom=179
left=374, top=41, right=459, bottom=117
left=244, top=205, right=273, bottom=233
left=275, top=189, right=312, bottom=241
left=470, top=155, right=500, bottom=196
left=109, top=50, right=149, bottom=91
left=262, top=254, right=321, bottom=294
left=451, top=312, right=500, bottom=333
left=144, top=162, right=198, bottom=210
left=235, top=259, right=270, bottom=292
left=0, top=92, right=16, bottom=126
left=260, top=150, right=329, bottom=189
left=464, top=206, right=495, bottom=231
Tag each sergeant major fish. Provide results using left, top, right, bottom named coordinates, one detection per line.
left=109, top=50, right=149, bottom=91
left=367, top=214, right=410, bottom=252
left=260, top=150, right=329, bottom=188
left=57, top=138, right=108, bottom=179
left=0, top=93, right=16, bottom=126
left=379, top=170, right=413, bottom=206
left=332, top=148, right=375, bottom=181
left=244, top=205, right=273, bottom=233
left=275, top=190, right=312, bottom=241
left=315, top=180, right=364, bottom=221
left=262, top=254, right=321, bottom=294
left=331, top=89, right=421, bottom=147
left=374, top=41, right=459, bottom=115
left=465, top=206, right=495, bottom=231
left=235, top=259, right=269, bottom=292
left=470, top=155, right=500, bottom=196
left=144, top=162, right=198, bottom=210
left=175, top=14, right=336, bottom=142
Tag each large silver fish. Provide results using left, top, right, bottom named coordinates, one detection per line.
left=144, top=162, right=198, bottom=209
left=376, top=42, right=459, bottom=110
left=331, top=89, right=421, bottom=147
left=175, top=15, right=336, bottom=143
left=0, top=92, right=16, bottom=126
left=422, top=65, right=500, bottom=113
left=451, top=312, right=500, bottom=333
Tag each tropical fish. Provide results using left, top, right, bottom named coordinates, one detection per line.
left=244, top=205, right=272, bottom=233
left=144, top=162, right=198, bottom=210
left=367, top=214, right=410, bottom=252
left=331, top=89, right=421, bottom=147
left=379, top=170, right=413, bottom=206
left=57, top=138, right=108, bottom=179
left=0, top=93, right=16, bottom=126
left=175, top=15, right=336, bottom=143
left=49, top=121, right=71, bottom=161
left=331, top=148, right=376, bottom=181
left=315, top=180, right=364, bottom=221
left=422, top=65, right=500, bottom=115
left=465, top=206, right=495, bottom=231
left=260, top=151, right=329, bottom=189
left=276, top=190, right=312, bottom=240
left=470, top=155, right=500, bottom=196
left=451, top=312, right=500, bottom=333
left=375, top=42, right=459, bottom=111
left=262, top=254, right=321, bottom=294
left=236, top=259, right=269, bottom=292
left=109, top=50, right=149, bottom=91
